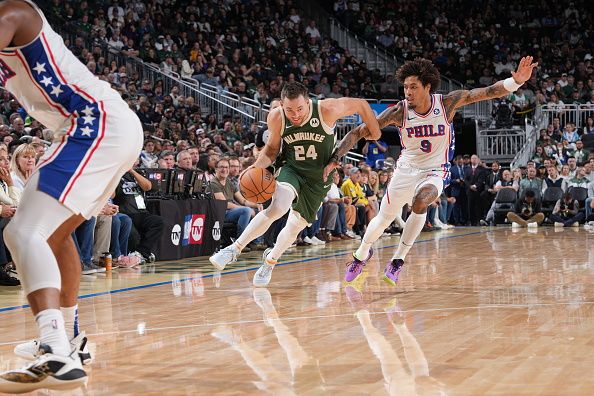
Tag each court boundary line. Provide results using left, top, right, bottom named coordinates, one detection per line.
left=1, top=299, right=592, bottom=346
left=0, top=228, right=489, bottom=314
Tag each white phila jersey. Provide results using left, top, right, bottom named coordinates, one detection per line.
left=0, top=0, right=122, bottom=133
left=398, top=93, right=455, bottom=176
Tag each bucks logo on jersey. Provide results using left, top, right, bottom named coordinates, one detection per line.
left=280, top=99, right=336, bottom=178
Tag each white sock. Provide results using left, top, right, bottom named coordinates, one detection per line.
left=392, top=212, right=427, bottom=260
left=234, top=211, right=276, bottom=251
left=354, top=214, right=392, bottom=260
left=61, top=305, right=79, bottom=340
left=268, top=212, right=308, bottom=262
left=36, top=309, right=71, bottom=357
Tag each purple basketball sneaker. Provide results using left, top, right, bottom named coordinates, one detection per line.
left=344, top=248, right=373, bottom=282
left=383, top=259, right=404, bottom=286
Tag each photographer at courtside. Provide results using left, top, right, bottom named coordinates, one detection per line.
left=506, top=190, right=544, bottom=228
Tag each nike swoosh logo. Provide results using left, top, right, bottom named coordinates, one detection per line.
left=323, top=184, right=332, bottom=188
left=285, top=125, right=293, bottom=129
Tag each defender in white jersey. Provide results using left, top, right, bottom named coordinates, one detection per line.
left=324, top=57, right=537, bottom=285
left=0, top=1, right=142, bottom=392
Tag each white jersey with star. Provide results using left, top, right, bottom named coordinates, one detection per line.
left=0, top=0, right=122, bottom=133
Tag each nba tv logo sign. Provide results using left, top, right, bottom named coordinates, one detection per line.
left=0, top=59, right=16, bottom=86
left=182, top=214, right=206, bottom=245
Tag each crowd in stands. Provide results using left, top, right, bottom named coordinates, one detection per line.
left=47, top=0, right=386, bottom=102
left=325, top=0, right=594, bottom=125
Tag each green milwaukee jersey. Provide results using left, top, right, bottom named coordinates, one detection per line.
left=279, top=99, right=337, bottom=179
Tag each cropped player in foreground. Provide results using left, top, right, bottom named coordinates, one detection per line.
left=210, top=81, right=381, bottom=287
left=324, top=56, right=537, bottom=285
left=0, top=1, right=143, bottom=392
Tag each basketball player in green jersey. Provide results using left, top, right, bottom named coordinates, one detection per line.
left=210, top=81, right=381, bottom=286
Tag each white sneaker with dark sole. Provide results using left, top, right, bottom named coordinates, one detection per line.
left=0, top=346, right=87, bottom=394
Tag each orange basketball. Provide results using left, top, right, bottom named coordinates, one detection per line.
left=239, top=167, right=277, bottom=204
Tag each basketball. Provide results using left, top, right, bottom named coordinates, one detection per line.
left=239, top=167, right=276, bottom=204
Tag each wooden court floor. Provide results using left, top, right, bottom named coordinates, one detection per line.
left=1, top=227, right=594, bottom=395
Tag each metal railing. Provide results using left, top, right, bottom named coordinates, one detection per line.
left=476, top=127, right=527, bottom=162
left=345, top=151, right=366, bottom=165
left=539, top=104, right=594, bottom=129
left=510, top=112, right=547, bottom=168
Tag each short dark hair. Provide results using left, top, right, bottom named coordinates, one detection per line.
left=396, top=58, right=441, bottom=92
left=281, top=82, right=308, bottom=100
left=215, top=158, right=229, bottom=168
left=525, top=190, right=536, bottom=198
left=564, top=191, right=573, bottom=200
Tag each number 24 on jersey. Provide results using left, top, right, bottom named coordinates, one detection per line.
left=294, top=145, right=318, bottom=160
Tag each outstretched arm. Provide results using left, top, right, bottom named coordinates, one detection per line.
left=443, top=56, right=537, bottom=120
left=322, top=102, right=404, bottom=180
left=321, top=97, right=382, bottom=139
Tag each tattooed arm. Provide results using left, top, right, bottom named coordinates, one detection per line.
left=322, top=102, right=405, bottom=180
left=443, top=56, right=537, bottom=121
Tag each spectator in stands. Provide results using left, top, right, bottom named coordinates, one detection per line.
left=377, top=170, right=388, bottom=202
left=92, top=202, right=118, bottom=268
left=175, top=150, right=193, bottom=171
left=571, top=140, right=590, bottom=166
left=360, top=170, right=378, bottom=215
left=531, top=146, right=546, bottom=165
left=10, top=116, right=25, bottom=136
left=157, top=150, right=175, bottom=169
left=113, top=164, right=164, bottom=263
left=140, top=139, right=158, bottom=169
left=464, top=154, right=486, bottom=226
left=519, top=167, right=543, bottom=198
left=0, top=200, right=18, bottom=285
left=188, top=146, right=200, bottom=169
left=449, top=155, right=467, bottom=225
left=567, top=157, right=578, bottom=177
left=107, top=202, right=139, bottom=268
left=0, top=146, right=21, bottom=207
left=584, top=163, right=594, bottom=183
left=0, top=144, right=19, bottom=285
left=560, top=164, right=571, bottom=178
left=210, top=158, right=264, bottom=250
left=324, top=171, right=352, bottom=240
left=333, top=169, right=358, bottom=239
left=550, top=191, right=584, bottom=227
left=567, top=167, right=590, bottom=189
left=562, top=123, right=580, bottom=144
left=482, top=169, right=518, bottom=225
left=509, top=87, right=534, bottom=120
left=227, top=157, right=241, bottom=190
left=583, top=117, right=594, bottom=135
left=506, top=190, right=544, bottom=228
left=74, top=218, right=104, bottom=274
left=362, top=139, right=387, bottom=169
left=301, top=210, right=326, bottom=246
left=482, top=161, right=501, bottom=218
left=542, top=165, right=567, bottom=194
left=9, top=143, right=35, bottom=190
left=341, top=167, right=374, bottom=236
left=380, top=74, right=399, bottom=99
